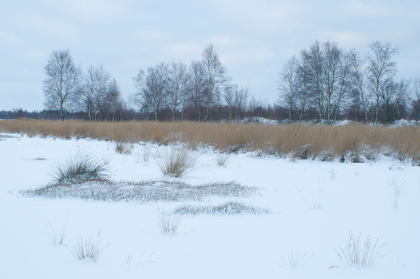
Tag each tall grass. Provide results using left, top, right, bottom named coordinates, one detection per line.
left=1, top=120, right=419, bottom=163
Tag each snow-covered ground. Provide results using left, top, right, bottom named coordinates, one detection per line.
left=0, top=133, right=419, bottom=279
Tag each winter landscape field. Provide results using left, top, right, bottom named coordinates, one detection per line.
left=1, top=121, right=419, bottom=279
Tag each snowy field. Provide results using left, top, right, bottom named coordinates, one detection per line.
left=0, top=133, right=419, bottom=279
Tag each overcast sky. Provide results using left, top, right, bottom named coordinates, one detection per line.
left=1, top=0, right=419, bottom=111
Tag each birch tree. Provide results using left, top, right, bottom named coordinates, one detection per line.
left=366, top=41, right=399, bottom=124
left=201, top=44, right=229, bottom=121
left=133, top=63, right=169, bottom=121
left=43, top=49, right=81, bottom=120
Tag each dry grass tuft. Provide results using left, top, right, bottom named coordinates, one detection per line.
left=335, top=232, right=386, bottom=268
left=115, top=142, right=133, bottom=154
left=156, top=207, right=182, bottom=234
left=72, top=231, right=109, bottom=262
left=1, top=120, right=419, bottom=163
left=154, top=145, right=200, bottom=177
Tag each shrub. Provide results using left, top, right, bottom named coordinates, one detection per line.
left=52, top=154, right=110, bottom=184
left=334, top=232, right=386, bottom=268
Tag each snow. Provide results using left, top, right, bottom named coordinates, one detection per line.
left=1, top=133, right=419, bottom=278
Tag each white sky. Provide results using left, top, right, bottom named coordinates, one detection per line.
left=1, top=0, right=419, bottom=111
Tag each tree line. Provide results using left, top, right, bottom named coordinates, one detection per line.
left=42, top=44, right=250, bottom=122
left=277, top=40, right=420, bottom=124
left=29, top=41, right=420, bottom=123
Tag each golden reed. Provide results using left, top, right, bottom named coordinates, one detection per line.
left=1, top=119, right=418, bottom=163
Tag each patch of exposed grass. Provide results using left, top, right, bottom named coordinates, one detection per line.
left=174, top=201, right=271, bottom=215
left=22, top=181, right=258, bottom=203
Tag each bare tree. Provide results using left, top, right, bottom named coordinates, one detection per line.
left=187, top=60, right=206, bottom=121
left=233, top=85, right=248, bottom=120
left=103, top=79, right=124, bottom=121
left=167, top=61, right=188, bottom=121
left=366, top=41, right=399, bottom=124
left=278, top=56, right=299, bottom=121
left=295, top=59, right=310, bottom=122
left=223, top=84, right=235, bottom=121
left=347, top=49, right=369, bottom=122
left=80, top=65, right=111, bottom=121
left=43, top=49, right=81, bottom=120
left=201, top=44, right=230, bottom=121
left=410, top=77, right=420, bottom=120
left=381, top=78, right=410, bottom=122
left=300, top=41, right=324, bottom=120
left=332, top=49, right=353, bottom=121
left=133, top=63, right=169, bottom=121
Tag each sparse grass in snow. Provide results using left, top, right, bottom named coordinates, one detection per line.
left=329, top=169, right=337, bottom=180
left=175, top=201, right=270, bottom=215
left=72, top=231, right=109, bottom=262
left=45, top=221, right=68, bottom=245
left=156, top=207, right=182, bottom=234
left=334, top=232, right=386, bottom=268
left=303, top=192, right=329, bottom=210
left=143, top=145, right=151, bottom=162
left=52, top=154, right=110, bottom=184
left=154, top=145, right=199, bottom=177
left=274, top=250, right=312, bottom=270
left=215, top=152, right=230, bottom=167
left=390, top=179, right=404, bottom=209
left=124, top=249, right=155, bottom=270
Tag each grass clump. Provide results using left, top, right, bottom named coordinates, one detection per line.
left=154, top=145, right=199, bottom=177
left=334, top=232, right=386, bottom=268
left=215, top=152, right=230, bottom=167
left=72, top=231, right=109, bottom=262
left=52, top=154, right=110, bottom=184
left=156, top=207, right=182, bottom=234
left=115, top=142, right=133, bottom=154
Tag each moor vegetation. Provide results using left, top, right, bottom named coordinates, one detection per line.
left=1, top=119, right=419, bottom=164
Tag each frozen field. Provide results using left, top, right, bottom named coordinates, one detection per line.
left=0, top=133, right=419, bottom=279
